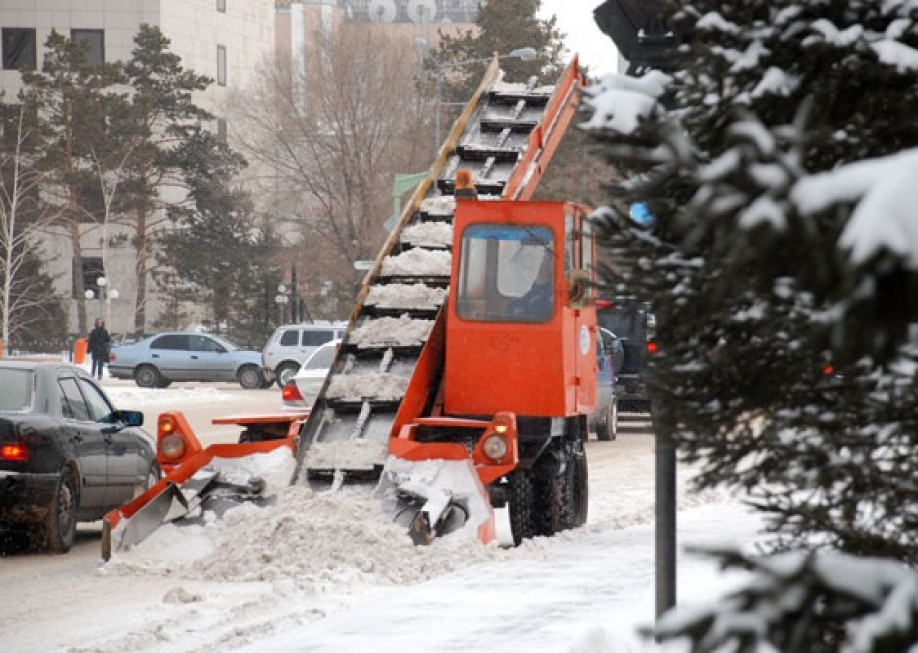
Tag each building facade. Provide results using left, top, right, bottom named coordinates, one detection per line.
left=0, top=0, right=275, bottom=338
left=1, top=0, right=475, bottom=341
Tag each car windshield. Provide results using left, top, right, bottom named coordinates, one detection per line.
left=0, top=368, right=33, bottom=411
left=305, top=344, right=337, bottom=370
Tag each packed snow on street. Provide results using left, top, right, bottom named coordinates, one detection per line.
left=0, top=381, right=765, bottom=653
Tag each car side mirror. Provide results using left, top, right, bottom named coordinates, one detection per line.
left=114, top=409, right=144, bottom=427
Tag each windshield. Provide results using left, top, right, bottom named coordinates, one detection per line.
left=305, top=343, right=337, bottom=370
left=456, top=223, right=555, bottom=323
left=0, top=368, right=33, bottom=411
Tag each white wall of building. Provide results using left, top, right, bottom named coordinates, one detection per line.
left=0, top=0, right=275, bottom=337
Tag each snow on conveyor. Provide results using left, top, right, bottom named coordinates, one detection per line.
left=349, top=315, right=435, bottom=349
left=381, top=249, right=451, bottom=277
left=364, top=283, right=447, bottom=310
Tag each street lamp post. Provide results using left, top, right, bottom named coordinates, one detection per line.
left=84, top=276, right=119, bottom=329
left=416, top=41, right=538, bottom=149
left=275, top=284, right=289, bottom=324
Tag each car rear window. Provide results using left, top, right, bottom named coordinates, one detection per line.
left=152, top=334, right=189, bottom=350
left=302, top=330, right=333, bottom=347
left=0, top=368, right=32, bottom=411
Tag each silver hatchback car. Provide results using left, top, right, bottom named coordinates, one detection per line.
left=262, top=322, right=347, bottom=387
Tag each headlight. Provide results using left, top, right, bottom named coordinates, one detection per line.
left=159, top=434, right=186, bottom=460
left=482, top=434, right=508, bottom=461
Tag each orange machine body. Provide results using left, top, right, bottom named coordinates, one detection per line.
left=444, top=199, right=597, bottom=419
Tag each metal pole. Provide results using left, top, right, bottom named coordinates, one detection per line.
left=655, top=404, right=677, bottom=619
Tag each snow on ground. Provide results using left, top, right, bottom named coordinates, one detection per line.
left=1, top=371, right=762, bottom=652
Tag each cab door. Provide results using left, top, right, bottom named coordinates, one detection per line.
left=566, top=207, right=597, bottom=414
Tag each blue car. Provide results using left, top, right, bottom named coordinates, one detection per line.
left=592, top=327, right=624, bottom=441
left=108, top=332, right=267, bottom=389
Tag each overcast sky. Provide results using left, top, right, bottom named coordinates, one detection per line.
left=540, top=1, right=620, bottom=76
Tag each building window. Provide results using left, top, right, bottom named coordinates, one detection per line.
left=216, top=45, right=227, bottom=86
left=71, top=29, right=105, bottom=65
left=77, top=258, right=105, bottom=299
left=216, top=117, right=227, bottom=142
left=2, top=28, right=37, bottom=71
left=216, top=0, right=226, bottom=12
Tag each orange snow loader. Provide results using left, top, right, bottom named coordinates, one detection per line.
left=102, top=55, right=592, bottom=557
left=365, top=196, right=599, bottom=545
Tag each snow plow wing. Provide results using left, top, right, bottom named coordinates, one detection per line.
left=376, top=414, right=520, bottom=545
left=101, top=411, right=304, bottom=560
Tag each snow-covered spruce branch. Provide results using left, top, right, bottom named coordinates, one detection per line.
left=652, top=546, right=918, bottom=653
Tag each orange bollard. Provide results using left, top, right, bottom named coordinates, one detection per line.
left=73, top=337, right=88, bottom=365
left=0, top=339, right=3, bottom=358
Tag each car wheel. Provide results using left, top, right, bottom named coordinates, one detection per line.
left=275, top=362, right=300, bottom=388
left=156, top=378, right=172, bottom=388
left=40, top=467, right=77, bottom=554
left=597, top=402, right=614, bottom=442
left=238, top=365, right=264, bottom=389
left=134, top=364, right=161, bottom=388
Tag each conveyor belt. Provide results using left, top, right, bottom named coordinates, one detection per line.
left=293, top=56, right=583, bottom=481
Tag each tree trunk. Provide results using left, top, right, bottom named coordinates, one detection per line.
left=71, top=223, right=87, bottom=335
left=134, top=205, right=147, bottom=334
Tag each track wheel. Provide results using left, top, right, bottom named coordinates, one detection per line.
left=39, top=467, right=77, bottom=553
left=571, top=448, right=589, bottom=527
left=534, top=455, right=573, bottom=535
left=507, top=469, right=538, bottom=546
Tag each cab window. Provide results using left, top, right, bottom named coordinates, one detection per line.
left=456, top=223, right=555, bottom=323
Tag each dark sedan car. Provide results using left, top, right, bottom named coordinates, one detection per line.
left=108, top=332, right=267, bottom=388
left=0, top=361, right=158, bottom=553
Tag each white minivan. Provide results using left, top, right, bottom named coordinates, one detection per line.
left=262, top=321, right=347, bottom=387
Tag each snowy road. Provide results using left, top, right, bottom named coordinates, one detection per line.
left=0, top=386, right=755, bottom=652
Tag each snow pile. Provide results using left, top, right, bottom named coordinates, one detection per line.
left=365, top=283, right=447, bottom=310
left=326, top=371, right=409, bottom=401
left=401, top=221, right=453, bottom=248
left=106, top=385, right=236, bottom=408
left=105, top=453, right=503, bottom=592
left=490, top=80, right=555, bottom=95
left=208, top=448, right=296, bottom=497
left=419, top=195, right=455, bottom=217
left=304, top=439, right=389, bottom=471
left=349, top=315, right=434, bottom=348
left=381, top=249, right=451, bottom=277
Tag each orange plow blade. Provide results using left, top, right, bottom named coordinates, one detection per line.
left=102, top=439, right=295, bottom=561
left=376, top=448, right=497, bottom=546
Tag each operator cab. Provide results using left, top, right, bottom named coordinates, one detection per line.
left=445, top=198, right=597, bottom=418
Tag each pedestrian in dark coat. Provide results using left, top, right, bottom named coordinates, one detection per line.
left=88, top=318, right=111, bottom=380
